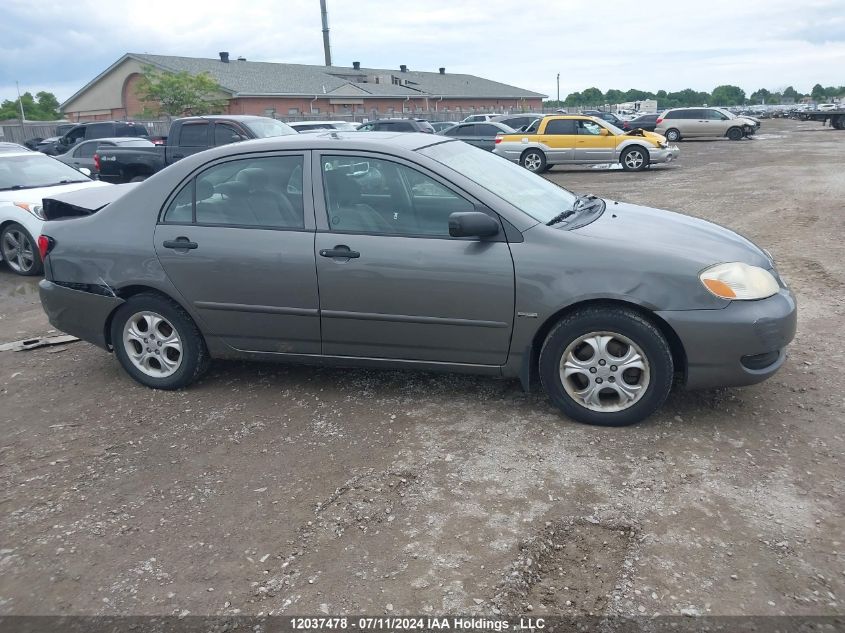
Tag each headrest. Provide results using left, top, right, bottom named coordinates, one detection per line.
left=324, top=169, right=361, bottom=205
left=215, top=181, right=249, bottom=197
left=236, top=167, right=269, bottom=189
left=196, top=179, right=214, bottom=201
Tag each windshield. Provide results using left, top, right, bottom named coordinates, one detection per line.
left=597, top=119, right=624, bottom=135
left=0, top=153, right=91, bottom=190
left=244, top=118, right=297, bottom=138
left=715, top=108, right=736, bottom=119
left=418, top=140, right=577, bottom=224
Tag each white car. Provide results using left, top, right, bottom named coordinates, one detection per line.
left=0, top=151, right=110, bottom=275
left=287, top=120, right=359, bottom=134
left=460, top=113, right=501, bottom=123
left=817, top=103, right=838, bottom=111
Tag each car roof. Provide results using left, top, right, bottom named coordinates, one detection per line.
left=198, top=131, right=448, bottom=155
left=289, top=120, right=349, bottom=126
left=77, top=136, right=153, bottom=143
left=0, top=150, right=44, bottom=158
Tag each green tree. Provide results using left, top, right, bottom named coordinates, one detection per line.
left=563, top=91, right=582, bottom=107
left=810, top=83, right=826, bottom=101
left=781, top=86, right=800, bottom=102
left=0, top=91, right=62, bottom=120
left=580, top=87, right=604, bottom=106
left=750, top=88, right=772, bottom=104
left=135, top=65, right=227, bottom=117
left=710, top=85, right=746, bottom=106
left=604, top=89, right=625, bottom=104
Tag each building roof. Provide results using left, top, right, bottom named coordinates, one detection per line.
left=62, top=53, right=545, bottom=108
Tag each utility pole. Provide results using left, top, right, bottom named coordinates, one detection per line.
left=16, top=81, right=26, bottom=122
left=556, top=73, right=560, bottom=103
left=320, top=0, right=332, bottom=67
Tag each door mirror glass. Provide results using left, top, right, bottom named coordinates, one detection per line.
left=448, top=211, right=500, bottom=238
left=78, top=167, right=92, bottom=177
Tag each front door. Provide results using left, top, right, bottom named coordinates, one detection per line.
left=154, top=152, right=320, bottom=354
left=313, top=152, right=515, bottom=365
left=574, top=119, right=617, bottom=162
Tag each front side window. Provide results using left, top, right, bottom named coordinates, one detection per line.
left=214, top=124, right=244, bottom=146
left=163, top=156, right=305, bottom=229
left=577, top=120, right=604, bottom=135
left=321, top=155, right=474, bottom=236
left=74, top=141, right=98, bottom=158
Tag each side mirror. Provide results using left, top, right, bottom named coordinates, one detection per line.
left=78, top=167, right=92, bottom=177
left=448, top=211, right=500, bottom=238
left=599, top=128, right=610, bottom=136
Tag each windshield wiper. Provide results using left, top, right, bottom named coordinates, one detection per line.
left=0, top=185, right=28, bottom=191
left=547, top=194, right=602, bottom=226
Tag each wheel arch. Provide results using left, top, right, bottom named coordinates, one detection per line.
left=521, top=298, right=687, bottom=391
left=103, top=284, right=197, bottom=349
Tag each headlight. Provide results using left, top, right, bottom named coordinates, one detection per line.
left=699, top=262, right=779, bottom=300
left=13, top=202, right=45, bottom=220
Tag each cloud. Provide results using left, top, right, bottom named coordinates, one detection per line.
left=1, top=0, right=843, bottom=103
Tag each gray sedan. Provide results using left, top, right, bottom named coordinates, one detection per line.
left=438, top=121, right=515, bottom=151
left=37, top=133, right=796, bottom=426
left=54, top=137, right=155, bottom=173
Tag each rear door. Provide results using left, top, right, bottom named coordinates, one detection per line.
left=169, top=121, right=211, bottom=162
left=313, top=152, right=515, bottom=365
left=69, top=140, right=106, bottom=171
left=537, top=118, right=577, bottom=162
left=154, top=152, right=320, bottom=354
left=474, top=124, right=504, bottom=151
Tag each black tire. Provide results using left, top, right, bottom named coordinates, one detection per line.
left=664, top=128, right=681, bottom=142
left=541, top=164, right=553, bottom=173
left=129, top=175, right=148, bottom=183
left=110, top=292, right=209, bottom=390
left=1, top=222, right=42, bottom=276
left=520, top=149, right=547, bottom=173
left=620, top=146, right=649, bottom=171
left=727, top=126, right=743, bottom=141
left=539, top=306, right=674, bottom=426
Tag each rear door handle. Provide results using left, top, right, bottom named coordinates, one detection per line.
left=163, top=238, right=198, bottom=250
left=320, top=245, right=360, bottom=259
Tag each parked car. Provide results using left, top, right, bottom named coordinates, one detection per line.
left=713, top=107, right=761, bottom=132
left=490, top=113, right=544, bottom=132
left=0, top=150, right=109, bottom=275
left=461, top=113, right=501, bottom=123
left=655, top=108, right=758, bottom=141
left=621, top=114, right=659, bottom=132
left=96, top=116, right=296, bottom=184
left=438, top=121, right=516, bottom=151
left=357, top=119, right=435, bottom=133
left=54, top=137, right=156, bottom=175
left=288, top=120, right=359, bottom=133
left=429, top=121, right=457, bottom=133
left=494, top=115, right=678, bottom=172
left=817, top=103, right=838, bottom=111
left=581, top=110, right=627, bottom=128
left=50, top=121, right=151, bottom=156
left=31, top=123, right=76, bottom=155
left=37, top=132, right=795, bottom=426
left=0, top=142, right=31, bottom=153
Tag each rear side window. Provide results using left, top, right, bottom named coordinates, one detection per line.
left=178, top=123, right=210, bottom=147
left=73, top=141, right=98, bottom=158
left=163, top=155, right=305, bottom=229
left=475, top=124, right=501, bottom=136
left=85, top=123, right=112, bottom=138
left=544, top=119, right=577, bottom=135
left=664, top=110, right=681, bottom=119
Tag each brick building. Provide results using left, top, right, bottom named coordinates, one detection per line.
left=60, top=53, right=545, bottom=121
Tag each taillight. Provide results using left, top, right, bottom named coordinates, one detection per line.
left=94, top=153, right=101, bottom=171
left=38, top=235, right=55, bottom=260
left=494, top=136, right=502, bottom=144
left=656, top=117, right=663, bottom=124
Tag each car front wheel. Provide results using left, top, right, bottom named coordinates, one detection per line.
left=539, top=306, right=674, bottom=426
left=111, top=293, right=209, bottom=390
left=520, top=149, right=547, bottom=173
left=620, top=146, right=648, bottom=171
left=727, top=127, right=743, bottom=141
left=1, top=223, right=42, bottom=276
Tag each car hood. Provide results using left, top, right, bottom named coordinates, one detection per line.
left=624, top=130, right=665, bottom=143
left=574, top=200, right=771, bottom=271
left=0, top=180, right=110, bottom=206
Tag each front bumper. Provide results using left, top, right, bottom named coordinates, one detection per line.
left=657, top=289, right=797, bottom=390
left=648, top=145, right=680, bottom=164
left=39, top=280, right=124, bottom=350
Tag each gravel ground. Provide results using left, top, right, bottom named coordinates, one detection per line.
left=0, top=118, right=843, bottom=618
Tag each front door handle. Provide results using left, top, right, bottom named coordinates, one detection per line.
left=319, top=245, right=360, bottom=259
left=163, top=237, right=198, bottom=250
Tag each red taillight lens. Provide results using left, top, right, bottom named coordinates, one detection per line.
left=94, top=153, right=101, bottom=171
left=494, top=136, right=502, bottom=144
left=656, top=117, right=663, bottom=124
left=38, top=235, right=55, bottom=260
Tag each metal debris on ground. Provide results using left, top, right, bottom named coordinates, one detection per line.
left=0, top=335, right=79, bottom=352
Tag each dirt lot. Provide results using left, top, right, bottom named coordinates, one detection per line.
left=1, top=118, right=843, bottom=619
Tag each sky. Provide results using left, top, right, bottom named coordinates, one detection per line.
left=1, top=0, right=844, bottom=104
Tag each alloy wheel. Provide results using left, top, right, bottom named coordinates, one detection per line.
left=1, top=228, right=35, bottom=274
left=523, top=153, right=542, bottom=171
left=624, top=150, right=645, bottom=170
left=122, top=311, right=183, bottom=378
left=559, top=331, right=650, bottom=412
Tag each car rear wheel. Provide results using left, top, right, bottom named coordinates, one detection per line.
left=520, top=149, right=547, bottom=173
left=620, top=146, right=648, bottom=171
left=111, top=293, right=209, bottom=390
left=664, top=128, right=681, bottom=142
left=539, top=306, right=674, bottom=426
left=1, top=223, right=42, bottom=276
left=727, top=127, right=743, bottom=141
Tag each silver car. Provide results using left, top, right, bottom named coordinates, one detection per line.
left=655, top=108, right=758, bottom=141
left=38, top=133, right=796, bottom=426
left=54, top=137, right=155, bottom=174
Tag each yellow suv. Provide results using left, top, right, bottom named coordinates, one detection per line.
left=493, top=115, right=679, bottom=172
